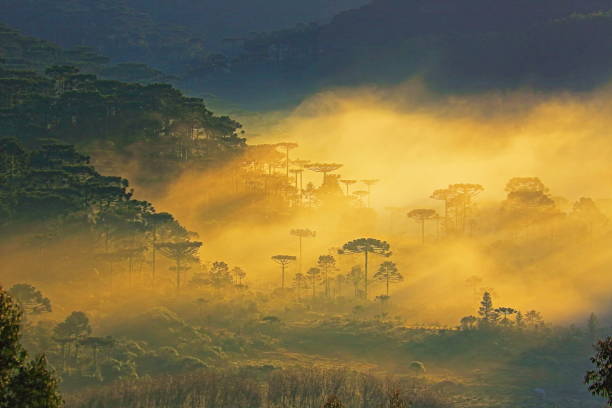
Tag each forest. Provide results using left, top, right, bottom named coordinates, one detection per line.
left=1, top=2, right=612, bottom=408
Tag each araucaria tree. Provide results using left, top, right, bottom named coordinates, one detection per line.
left=306, top=267, right=321, bottom=298
left=0, top=287, right=63, bottom=407
left=338, top=238, right=391, bottom=300
left=156, top=240, right=203, bottom=290
left=317, top=255, right=337, bottom=297
left=407, top=209, right=438, bottom=244
left=585, top=336, right=612, bottom=405
left=271, top=255, right=296, bottom=289
left=290, top=228, right=316, bottom=273
left=373, top=261, right=403, bottom=296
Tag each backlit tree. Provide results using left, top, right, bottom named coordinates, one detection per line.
left=373, top=261, right=403, bottom=296
left=407, top=209, right=438, bottom=244
left=338, top=238, right=391, bottom=300
left=271, top=255, right=296, bottom=289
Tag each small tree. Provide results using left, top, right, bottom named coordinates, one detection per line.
left=156, top=240, right=202, bottom=290
left=293, top=273, right=307, bottom=299
left=339, top=238, right=391, bottom=300
left=478, top=292, right=498, bottom=326
left=271, top=255, right=296, bottom=289
left=373, top=261, right=403, bottom=296
left=585, top=337, right=612, bottom=405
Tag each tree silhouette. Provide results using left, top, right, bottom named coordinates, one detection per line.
left=460, top=315, right=478, bottom=330
left=306, top=267, right=321, bottom=298
left=232, top=267, right=246, bottom=286
left=360, top=179, right=379, bottom=208
left=449, top=183, right=484, bottom=234
left=431, top=188, right=459, bottom=234
left=340, top=179, right=357, bottom=196
left=585, top=336, right=612, bottom=405
left=271, top=255, right=296, bottom=289
left=293, top=273, right=307, bottom=299
left=373, top=261, right=403, bottom=296
left=407, top=209, right=438, bottom=244
left=317, top=255, right=337, bottom=298
left=276, top=142, right=299, bottom=179
left=338, top=238, right=391, bottom=300
left=290, top=228, right=316, bottom=273
left=156, top=241, right=202, bottom=290
left=352, top=190, right=369, bottom=207
left=209, top=261, right=233, bottom=287
left=305, top=163, right=343, bottom=184
left=495, top=307, right=517, bottom=326
left=348, top=266, right=363, bottom=298
left=478, top=292, right=498, bottom=326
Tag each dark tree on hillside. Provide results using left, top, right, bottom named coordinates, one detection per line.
left=156, top=241, right=202, bottom=290
left=585, top=336, right=612, bottom=405
left=338, top=238, right=391, bottom=300
left=495, top=307, right=517, bottom=326
left=271, top=255, right=296, bottom=289
left=0, top=287, right=62, bottom=407
left=373, top=261, right=402, bottom=296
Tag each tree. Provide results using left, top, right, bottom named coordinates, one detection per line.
left=373, top=261, right=403, bottom=296
left=290, top=228, right=316, bottom=273
left=477, top=292, right=498, bottom=326
left=7, top=284, right=51, bottom=316
left=407, top=209, right=438, bottom=244
left=209, top=261, right=233, bottom=287
left=0, top=287, right=62, bottom=407
left=271, top=255, right=296, bottom=289
left=524, top=310, right=544, bottom=329
left=449, top=183, right=483, bottom=234
left=460, top=315, right=478, bottom=330
left=293, top=273, right=307, bottom=299
left=54, top=311, right=92, bottom=371
left=306, top=267, right=321, bottom=298
left=495, top=307, right=517, bottom=326
left=275, top=142, right=298, bottom=179
left=348, top=266, right=362, bottom=298
left=156, top=240, right=203, bottom=290
left=317, top=255, right=336, bottom=297
left=585, top=337, right=612, bottom=405
left=338, top=238, right=391, bottom=300
left=232, top=267, right=246, bottom=286
left=430, top=188, right=459, bottom=234
left=305, top=163, right=343, bottom=184
left=587, top=313, right=599, bottom=340
left=145, top=212, right=187, bottom=287
left=339, top=179, right=357, bottom=196
left=360, top=179, right=379, bottom=208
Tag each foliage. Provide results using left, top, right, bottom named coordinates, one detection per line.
left=0, top=287, right=63, bottom=407
left=585, top=336, right=612, bottom=405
